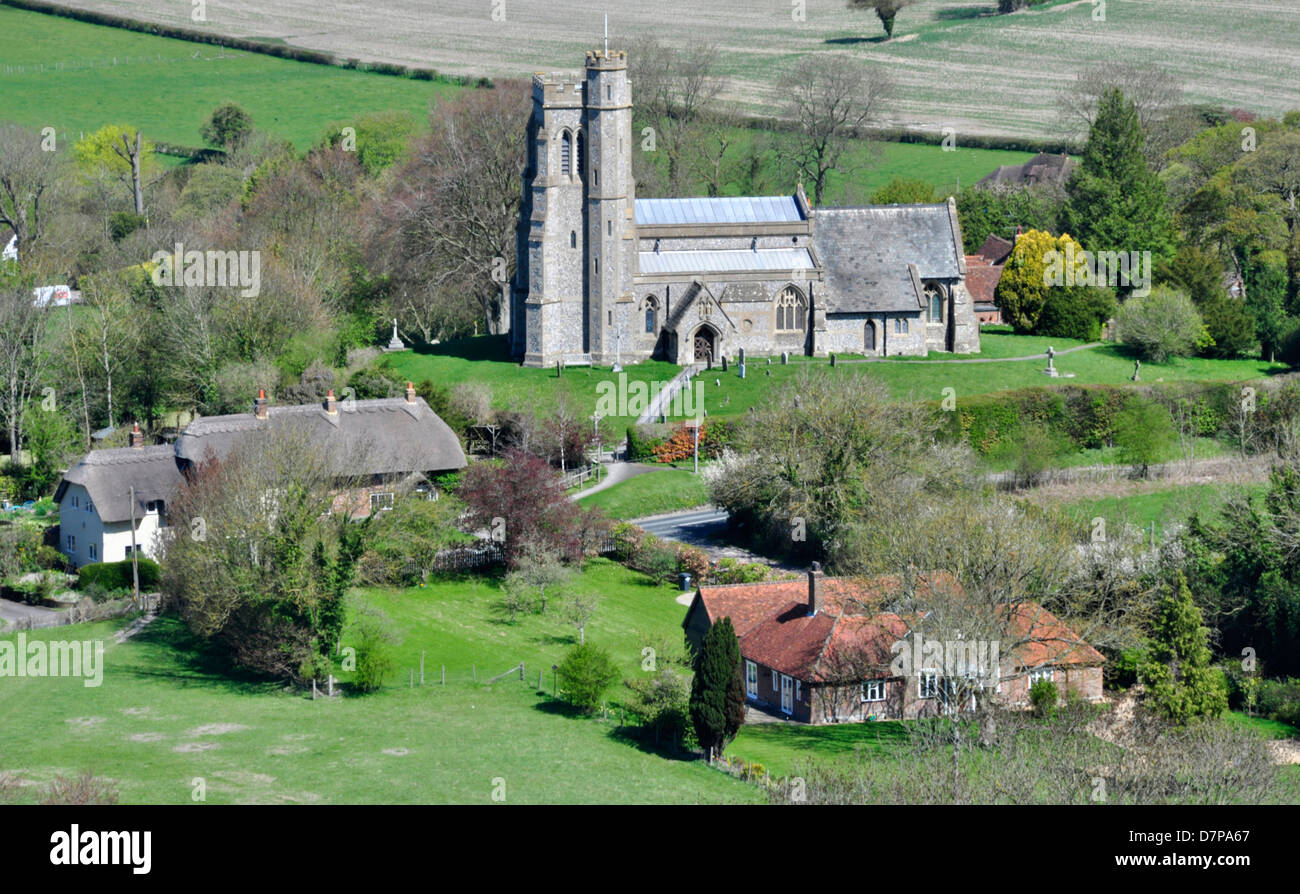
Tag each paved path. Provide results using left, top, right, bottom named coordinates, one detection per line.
left=569, top=461, right=659, bottom=502
left=633, top=507, right=730, bottom=541
left=637, top=364, right=701, bottom=424
left=0, top=597, right=60, bottom=630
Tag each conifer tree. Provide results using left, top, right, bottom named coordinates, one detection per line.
left=690, top=617, right=746, bottom=756
left=1139, top=572, right=1228, bottom=724
left=1064, top=89, right=1176, bottom=267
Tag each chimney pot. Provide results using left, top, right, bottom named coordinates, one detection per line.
left=129, top=422, right=144, bottom=448
left=254, top=389, right=268, bottom=420
left=808, top=562, right=824, bottom=616
left=325, top=389, right=338, bottom=414
left=405, top=381, right=417, bottom=403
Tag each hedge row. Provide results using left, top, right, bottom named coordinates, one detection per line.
left=4, top=0, right=490, bottom=88
left=938, top=377, right=1300, bottom=456
left=77, top=557, right=161, bottom=591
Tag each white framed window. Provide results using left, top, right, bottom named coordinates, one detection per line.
left=745, top=660, right=757, bottom=698
left=370, top=492, right=395, bottom=513
left=88, top=543, right=97, bottom=560
left=771, top=668, right=778, bottom=690
left=85, top=499, right=94, bottom=514
left=1027, top=669, right=1054, bottom=687
left=65, top=534, right=76, bottom=552
left=862, top=680, right=886, bottom=702
left=780, top=674, right=794, bottom=715
left=71, top=495, right=80, bottom=509
left=919, top=669, right=939, bottom=699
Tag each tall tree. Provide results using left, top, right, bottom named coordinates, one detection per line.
left=73, top=125, right=154, bottom=216
left=689, top=616, right=745, bottom=757
left=1138, top=573, right=1228, bottom=724
left=0, top=285, right=52, bottom=460
left=778, top=57, right=895, bottom=205
left=200, top=102, right=255, bottom=151
left=1063, top=89, right=1176, bottom=266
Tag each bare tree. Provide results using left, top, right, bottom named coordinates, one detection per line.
left=846, top=0, right=918, bottom=40
left=0, top=285, right=52, bottom=460
left=0, top=124, right=60, bottom=266
left=778, top=57, right=895, bottom=204
left=1057, top=63, right=1185, bottom=167
left=370, top=83, right=531, bottom=339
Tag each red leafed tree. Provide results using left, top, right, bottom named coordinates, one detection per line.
left=653, top=422, right=705, bottom=463
left=460, top=448, right=587, bottom=567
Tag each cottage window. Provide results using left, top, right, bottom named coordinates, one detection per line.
left=745, top=660, right=757, bottom=698
left=88, top=543, right=97, bottom=561
left=65, top=534, right=75, bottom=552
left=71, top=495, right=79, bottom=509
left=780, top=674, right=794, bottom=714
left=86, top=499, right=94, bottom=514
left=862, top=680, right=886, bottom=702
left=771, top=669, right=778, bottom=690
left=1027, top=668, right=1054, bottom=687
left=775, top=286, right=806, bottom=331
left=370, top=492, right=395, bottom=513
left=919, top=670, right=939, bottom=699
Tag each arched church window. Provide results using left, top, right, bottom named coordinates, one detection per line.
left=926, top=283, right=944, bottom=323
left=776, top=286, right=807, bottom=331
left=576, top=131, right=585, bottom=179
left=560, top=131, right=572, bottom=178
left=644, top=296, right=658, bottom=333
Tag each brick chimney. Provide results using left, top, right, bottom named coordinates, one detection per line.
left=324, top=389, right=338, bottom=414
left=254, top=389, right=268, bottom=420
left=129, top=421, right=144, bottom=448
left=808, top=561, right=824, bottom=616
left=405, top=381, right=417, bottom=403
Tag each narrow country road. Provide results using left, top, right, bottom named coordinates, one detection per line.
left=569, top=461, right=659, bottom=501
left=0, top=597, right=61, bottom=630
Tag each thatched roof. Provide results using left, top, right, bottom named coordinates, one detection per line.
left=55, top=445, right=183, bottom=523
left=173, top=395, right=466, bottom=477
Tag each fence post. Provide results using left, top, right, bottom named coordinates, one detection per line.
left=519, top=662, right=525, bottom=681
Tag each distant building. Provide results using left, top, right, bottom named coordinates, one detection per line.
left=54, top=386, right=467, bottom=567
left=509, top=49, right=979, bottom=368
left=965, top=233, right=1016, bottom=324
left=975, top=152, right=1075, bottom=189
left=682, top=564, right=1105, bottom=725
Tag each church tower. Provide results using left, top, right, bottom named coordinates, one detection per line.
left=583, top=49, right=635, bottom=364
left=514, top=49, right=635, bottom=367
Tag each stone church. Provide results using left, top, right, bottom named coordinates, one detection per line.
left=508, top=49, right=979, bottom=368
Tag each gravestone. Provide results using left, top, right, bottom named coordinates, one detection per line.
left=1131, top=359, right=1140, bottom=382
left=781, top=351, right=789, bottom=365
left=386, top=318, right=405, bottom=351
left=721, top=355, right=728, bottom=372
left=829, top=353, right=836, bottom=368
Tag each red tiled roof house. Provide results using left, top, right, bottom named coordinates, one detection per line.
left=682, top=564, right=1104, bottom=724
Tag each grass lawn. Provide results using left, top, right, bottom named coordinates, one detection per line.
left=0, top=5, right=460, bottom=151
left=728, top=721, right=909, bottom=778
left=1225, top=711, right=1300, bottom=740
left=1050, top=481, right=1267, bottom=535
left=578, top=467, right=711, bottom=519
left=379, top=336, right=685, bottom=433
left=689, top=334, right=1287, bottom=421
left=0, top=559, right=760, bottom=804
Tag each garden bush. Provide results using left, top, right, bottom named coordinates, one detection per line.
left=556, top=643, right=620, bottom=713
left=77, top=558, right=160, bottom=592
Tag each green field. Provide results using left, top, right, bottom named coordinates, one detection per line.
left=1053, top=481, right=1267, bottom=535
left=577, top=466, right=711, bottom=519
left=0, top=5, right=458, bottom=150
left=0, top=559, right=760, bottom=804
left=34, top=0, right=1300, bottom=141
